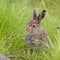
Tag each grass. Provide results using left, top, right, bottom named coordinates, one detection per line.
left=0, top=0, right=60, bottom=60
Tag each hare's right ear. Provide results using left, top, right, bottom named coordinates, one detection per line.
left=33, top=9, right=37, bottom=19
left=37, top=10, right=46, bottom=22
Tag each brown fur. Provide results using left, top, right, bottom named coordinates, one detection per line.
left=25, top=9, right=51, bottom=53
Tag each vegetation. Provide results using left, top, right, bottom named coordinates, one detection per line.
left=0, top=0, right=60, bottom=60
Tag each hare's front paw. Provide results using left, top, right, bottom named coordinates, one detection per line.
left=25, top=34, right=32, bottom=40
left=25, top=33, right=36, bottom=43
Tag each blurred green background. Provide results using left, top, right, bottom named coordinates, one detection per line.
left=0, top=0, right=60, bottom=60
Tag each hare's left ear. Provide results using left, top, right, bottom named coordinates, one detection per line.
left=33, top=9, right=37, bottom=19
left=37, top=10, right=46, bottom=22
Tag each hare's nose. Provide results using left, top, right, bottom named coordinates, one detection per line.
left=26, top=27, right=32, bottom=32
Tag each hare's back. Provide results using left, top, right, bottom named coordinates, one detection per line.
left=39, top=28, right=48, bottom=36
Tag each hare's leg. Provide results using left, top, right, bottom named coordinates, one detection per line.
left=29, top=42, right=35, bottom=54
left=30, top=48, right=33, bottom=54
left=46, top=36, right=53, bottom=47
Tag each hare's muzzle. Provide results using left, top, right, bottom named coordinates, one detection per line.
left=26, top=26, right=32, bottom=32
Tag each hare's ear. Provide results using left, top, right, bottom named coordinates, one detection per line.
left=33, top=9, right=37, bottom=19
left=37, top=10, right=46, bottom=22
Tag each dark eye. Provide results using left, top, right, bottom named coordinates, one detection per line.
left=32, top=24, right=35, bottom=27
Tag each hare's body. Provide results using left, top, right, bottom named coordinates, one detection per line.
left=25, top=28, right=50, bottom=52
left=25, top=9, right=51, bottom=53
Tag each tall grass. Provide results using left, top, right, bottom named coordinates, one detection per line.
left=0, top=0, right=60, bottom=60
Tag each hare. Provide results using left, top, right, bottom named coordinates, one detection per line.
left=0, top=54, right=10, bottom=60
left=25, top=9, right=52, bottom=54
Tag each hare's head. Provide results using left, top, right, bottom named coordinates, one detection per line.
left=26, top=9, right=46, bottom=32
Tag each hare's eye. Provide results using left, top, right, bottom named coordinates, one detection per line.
left=32, top=24, right=36, bottom=27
